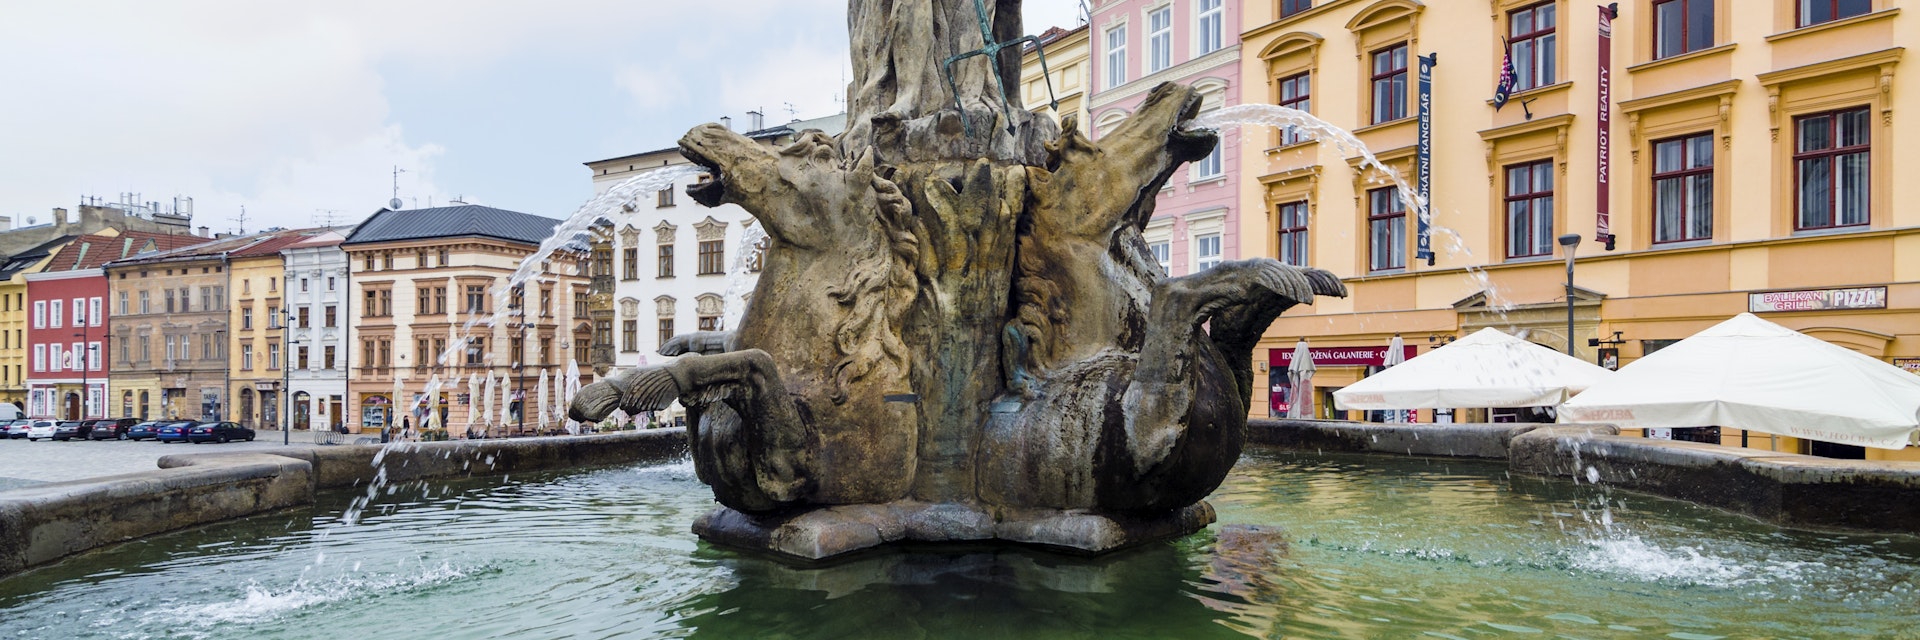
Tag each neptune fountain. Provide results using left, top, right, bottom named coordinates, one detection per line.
left=570, top=0, right=1344, bottom=560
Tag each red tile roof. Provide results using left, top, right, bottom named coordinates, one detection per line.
left=41, top=231, right=210, bottom=272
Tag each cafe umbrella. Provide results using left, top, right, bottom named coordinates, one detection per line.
left=1285, top=339, right=1317, bottom=419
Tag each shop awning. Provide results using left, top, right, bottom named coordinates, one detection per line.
left=1332, top=328, right=1613, bottom=410
left=1560, top=313, right=1920, bottom=450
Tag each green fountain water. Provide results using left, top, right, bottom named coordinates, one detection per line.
left=1, top=452, right=1914, bottom=638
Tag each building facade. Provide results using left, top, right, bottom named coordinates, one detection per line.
left=1237, top=0, right=1919, bottom=460
left=581, top=113, right=846, bottom=423
left=1089, top=0, right=1245, bottom=278
left=0, top=237, right=70, bottom=411
left=342, top=205, right=586, bottom=437
left=226, top=230, right=324, bottom=429
left=281, top=232, right=352, bottom=431
left=23, top=231, right=203, bottom=419
left=105, top=234, right=262, bottom=421
left=1021, top=24, right=1094, bottom=128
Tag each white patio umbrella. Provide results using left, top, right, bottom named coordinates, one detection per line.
left=390, top=377, right=404, bottom=433
left=482, top=373, right=496, bottom=432
left=536, top=369, right=550, bottom=431
left=1285, top=340, right=1317, bottom=419
left=552, top=367, right=567, bottom=426
left=1334, top=328, right=1612, bottom=411
left=565, top=359, right=583, bottom=433
left=467, top=374, right=482, bottom=436
left=499, top=372, right=514, bottom=432
left=1380, top=335, right=1412, bottom=423
left=1561, top=313, right=1920, bottom=450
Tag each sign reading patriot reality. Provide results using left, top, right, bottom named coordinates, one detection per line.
left=1747, top=287, right=1888, bottom=313
left=1596, top=3, right=1616, bottom=250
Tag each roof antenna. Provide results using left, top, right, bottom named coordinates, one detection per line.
left=231, top=205, right=249, bottom=235
left=391, top=165, right=408, bottom=210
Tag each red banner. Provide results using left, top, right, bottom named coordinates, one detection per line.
left=1596, top=4, right=1616, bottom=249
left=1270, top=345, right=1418, bottom=368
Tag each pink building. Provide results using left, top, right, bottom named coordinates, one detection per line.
left=1086, top=0, right=1242, bottom=277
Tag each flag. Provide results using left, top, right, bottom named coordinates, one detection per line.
left=1492, top=38, right=1518, bottom=111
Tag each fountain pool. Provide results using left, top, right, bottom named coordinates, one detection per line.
left=2, top=451, right=1914, bottom=639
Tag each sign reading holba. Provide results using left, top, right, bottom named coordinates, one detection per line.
left=1748, top=287, right=1887, bottom=313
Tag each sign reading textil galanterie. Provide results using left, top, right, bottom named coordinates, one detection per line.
left=1270, top=345, right=1418, bottom=368
left=1747, top=287, right=1888, bottom=313
left=1596, top=4, right=1616, bottom=250
left=1416, top=52, right=1437, bottom=265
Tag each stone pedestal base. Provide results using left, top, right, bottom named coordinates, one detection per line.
left=692, top=500, right=1216, bottom=561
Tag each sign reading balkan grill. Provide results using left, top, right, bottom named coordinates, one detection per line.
left=1747, top=287, right=1887, bottom=313
left=1270, top=345, right=1419, bottom=368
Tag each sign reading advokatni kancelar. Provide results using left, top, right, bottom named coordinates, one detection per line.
left=1748, top=287, right=1887, bottom=313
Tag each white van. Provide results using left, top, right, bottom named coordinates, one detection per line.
left=0, top=404, right=21, bottom=420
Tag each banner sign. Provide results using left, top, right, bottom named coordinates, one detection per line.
left=1894, top=358, right=1920, bottom=375
left=1416, top=52, right=1437, bottom=265
left=1270, top=345, right=1418, bottom=368
left=1747, top=287, right=1888, bottom=313
left=1596, top=4, right=1617, bottom=250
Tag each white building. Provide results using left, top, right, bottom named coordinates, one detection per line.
left=582, top=112, right=844, bottom=425
left=281, top=231, right=350, bottom=430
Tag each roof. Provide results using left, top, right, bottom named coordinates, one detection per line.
left=283, top=230, right=347, bottom=251
left=228, top=230, right=321, bottom=259
left=0, top=235, right=75, bottom=279
left=40, top=230, right=207, bottom=273
left=342, top=205, right=558, bottom=247
left=104, top=228, right=320, bottom=269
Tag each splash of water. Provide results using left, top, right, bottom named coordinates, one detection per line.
left=1183, top=105, right=1516, bottom=318
left=721, top=222, right=769, bottom=330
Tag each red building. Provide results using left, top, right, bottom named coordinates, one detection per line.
left=24, top=231, right=204, bottom=419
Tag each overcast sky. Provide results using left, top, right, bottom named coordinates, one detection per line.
left=0, top=1, right=1087, bottom=234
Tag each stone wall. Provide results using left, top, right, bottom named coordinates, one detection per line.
left=0, top=429, right=687, bottom=577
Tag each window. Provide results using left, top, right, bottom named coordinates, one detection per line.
left=1277, top=201, right=1309, bottom=266
left=1370, top=43, right=1409, bottom=124
left=438, top=248, right=450, bottom=266
left=698, top=240, right=725, bottom=275
left=1368, top=187, right=1408, bottom=271
left=1194, top=234, right=1222, bottom=271
left=622, top=320, right=638, bottom=352
left=540, top=337, right=553, bottom=365
left=268, top=343, right=281, bottom=370
left=1799, top=0, right=1870, bottom=27
left=32, top=345, right=43, bottom=372
left=416, top=249, right=429, bottom=269
left=89, top=342, right=99, bottom=370
left=382, top=253, right=394, bottom=270
left=301, top=277, right=310, bottom=292
left=139, top=291, right=150, bottom=314
left=574, top=292, right=589, bottom=318
left=1281, top=0, right=1313, bottom=17
left=698, top=315, right=720, bottom=332
left=242, top=279, right=251, bottom=295
left=1148, top=7, right=1172, bottom=73
left=658, top=244, right=675, bottom=277
left=241, top=345, right=254, bottom=370
left=1196, top=0, right=1223, bottom=55
left=1794, top=107, right=1871, bottom=231
left=324, top=305, right=337, bottom=328
left=117, top=291, right=128, bottom=315
left=1105, top=25, right=1128, bottom=88
left=119, top=339, right=129, bottom=363
left=418, top=287, right=432, bottom=314
left=1149, top=241, right=1171, bottom=275
left=1652, top=133, right=1714, bottom=243
left=658, top=318, right=675, bottom=346
left=268, top=277, right=276, bottom=292
left=1509, top=2, right=1556, bottom=91
left=50, top=298, right=62, bottom=328
left=657, top=188, right=675, bottom=208
left=139, top=335, right=149, bottom=361
left=298, top=346, right=310, bottom=370
left=242, top=307, right=253, bottom=330
left=267, top=306, right=280, bottom=328
left=466, top=285, right=487, bottom=313
left=540, top=288, right=553, bottom=316
left=328, top=276, right=336, bottom=291
left=32, top=300, right=43, bottom=329
left=298, top=307, right=311, bottom=329
left=378, top=339, right=391, bottom=367
left=1653, top=0, right=1713, bottom=60
left=1277, top=72, right=1312, bottom=145
left=71, top=298, right=83, bottom=326
left=89, top=297, right=100, bottom=326
left=364, top=290, right=377, bottom=316
left=365, top=255, right=375, bottom=271
left=324, top=345, right=337, bottom=369
left=622, top=248, right=639, bottom=280
left=1504, top=160, right=1556, bottom=258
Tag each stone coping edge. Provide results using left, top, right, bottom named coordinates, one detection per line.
left=1251, top=419, right=1920, bottom=534
left=0, top=429, right=689, bottom=578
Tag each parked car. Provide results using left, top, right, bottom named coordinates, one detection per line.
left=24, top=420, right=59, bottom=441
left=124, top=421, right=171, bottom=441
left=2, top=420, right=28, bottom=439
left=51, top=421, right=91, bottom=441
left=85, top=418, right=142, bottom=440
left=186, top=422, right=255, bottom=444
left=154, top=421, right=200, bottom=444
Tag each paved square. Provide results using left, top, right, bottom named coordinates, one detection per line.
left=0, top=430, right=339, bottom=489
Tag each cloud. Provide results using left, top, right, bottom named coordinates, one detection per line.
left=616, top=64, right=690, bottom=110
left=718, top=42, right=851, bottom=125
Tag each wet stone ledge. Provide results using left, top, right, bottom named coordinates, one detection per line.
left=0, top=429, right=689, bottom=578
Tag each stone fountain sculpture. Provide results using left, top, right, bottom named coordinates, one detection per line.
left=572, top=0, right=1346, bottom=560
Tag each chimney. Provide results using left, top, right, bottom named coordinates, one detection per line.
left=197, top=225, right=210, bottom=237
left=720, top=116, right=732, bottom=131
left=748, top=110, right=764, bottom=131
left=52, top=207, right=68, bottom=228
left=0, top=216, right=10, bottom=231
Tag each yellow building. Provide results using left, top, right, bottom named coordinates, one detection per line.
left=1020, top=23, right=1092, bottom=128
left=226, top=230, right=324, bottom=429
left=1237, top=1, right=1918, bottom=460
left=0, top=236, right=74, bottom=409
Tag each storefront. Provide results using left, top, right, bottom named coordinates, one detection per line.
left=359, top=393, right=391, bottom=433
left=1267, top=344, right=1417, bottom=420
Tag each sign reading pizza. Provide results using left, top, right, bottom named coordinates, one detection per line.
left=1748, top=287, right=1886, bottom=313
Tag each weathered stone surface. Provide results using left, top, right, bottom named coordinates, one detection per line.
left=1249, top=419, right=1547, bottom=459
left=571, top=0, right=1343, bottom=560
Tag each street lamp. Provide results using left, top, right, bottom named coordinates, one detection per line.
left=1558, top=233, right=1582, bottom=356
left=72, top=330, right=89, bottom=420
left=282, top=307, right=294, bottom=445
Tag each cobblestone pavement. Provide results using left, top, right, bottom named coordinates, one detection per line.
left=0, top=430, right=338, bottom=490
